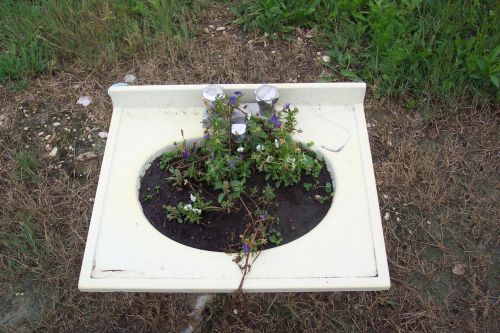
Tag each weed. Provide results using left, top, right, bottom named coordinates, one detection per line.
left=15, top=150, right=38, bottom=183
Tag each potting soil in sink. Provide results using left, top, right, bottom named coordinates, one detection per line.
left=139, top=155, right=333, bottom=252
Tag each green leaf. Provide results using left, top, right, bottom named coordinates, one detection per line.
left=217, top=193, right=225, bottom=203
left=340, top=69, right=359, bottom=81
left=490, top=75, right=499, bottom=89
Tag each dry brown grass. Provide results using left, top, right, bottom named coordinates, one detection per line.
left=1, top=4, right=499, bottom=333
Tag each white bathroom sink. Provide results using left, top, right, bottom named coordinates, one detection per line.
left=79, top=83, right=390, bottom=292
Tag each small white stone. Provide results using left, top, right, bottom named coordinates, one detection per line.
left=44, top=135, right=51, bottom=140
left=208, top=24, right=215, bottom=29
left=49, top=147, right=58, bottom=157
left=124, top=74, right=136, bottom=83
left=233, top=309, right=238, bottom=315
left=426, top=220, right=431, bottom=225
left=53, top=122, right=61, bottom=127
left=383, top=194, right=388, bottom=200
left=98, top=131, right=108, bottom=139
left=271, top=50, right=276, bottom=54
left=77, top=96, right=92, bottom=107
left=38, top=131, right=44, bottom=136
left=383, top=212, right=390, bottom=221
left=396, top=217, right=401, bottom=222
left=316, top=52, right=321, bottom=56
left=322, top=55, right=331, bottom=63
left=203, top=27, right=209, bottom=33
left=215, top=26, right=226, bottom=32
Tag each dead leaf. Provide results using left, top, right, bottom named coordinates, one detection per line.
left=76, top=152, right=97, bottom=161
left=452, top=263, right=466, bottom=275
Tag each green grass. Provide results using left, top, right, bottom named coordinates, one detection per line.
left=1, top=211, right=50, bottom=275
left=0, top=0, right=197, bottom=87
left=15, top=150, right=39, bottom=183
left=233, top=0, right=500, bottom=115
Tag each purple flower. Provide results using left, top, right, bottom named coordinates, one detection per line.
left=182, top=150, right=191, bottom=159
left=204, top=133, right=210, bottom=140
left=229, top=159, right=235, bottom=169
left=284, top=102, right=291, bottom=109
left=228, top=96, right=236, bottom=106
left=242, top=242, right=250, bottom=254
left=234, top=91, right=242, bottom=95
left=259, top=214, right=265, bottom=221
left=269, top=113, right=282, bottom=128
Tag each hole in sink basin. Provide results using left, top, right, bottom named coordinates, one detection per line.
left=138, top=141, right=336, bottom=252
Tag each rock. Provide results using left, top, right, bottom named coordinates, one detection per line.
left=383, top=194, right=388, bottom=200
left=77, top=96, right=92, bottom=107
left=53, top=122, right=61, bottom=127
left=322, top=55, right=331, bottom=63
left=203, top=27, right=209, bottom=33
left=124, top=74, right=136, bottom=83
left=215, top=26, right=226, bottom=32
left=452, top=263, right=466, bottom=275
left=208, top=24, right=215, bottom=29
left=76, top=152, right=97, bottom=161
left=49, top=147, right=58, bottom=157
left=383, top=212, right=390, bottom=221
left=98, top=131, right=108, bottom=139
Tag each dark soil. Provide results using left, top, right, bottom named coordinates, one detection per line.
left=139, top=155, right=334, bottom=252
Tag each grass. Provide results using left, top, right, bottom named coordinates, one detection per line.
left=0, top=0, right=198, bottom=88
left=15, top=150, right=39, bottom=183
left=2, top=211, right=50, bottom=275
left=0, top=2, right=498, bottom=332
left=233, top=0, right=500, bottom=116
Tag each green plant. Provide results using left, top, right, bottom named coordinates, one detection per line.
left=156, top=91, right=333, bottom=290
left=164, top=192, right=212, bottom=224
left=268, top=229, right=283, bottom=245
left=15, top=150, right=39, bottom=183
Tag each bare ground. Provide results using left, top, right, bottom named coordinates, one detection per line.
left=0, top=4, right=499, bottom=333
